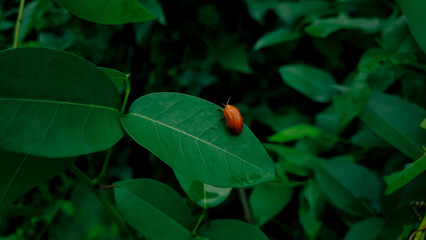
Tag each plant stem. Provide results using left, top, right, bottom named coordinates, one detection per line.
left=411, top=212, right=426, bottom=240
left=191, top=184, right=207, bottom=235
left=97, top=148, right=112, bottom=184
left=69, top=164, right=135, bottom=239
left=121, top=76, right=131, bottom=114
left=13, top=0, right=26, bottom=48
left=238, top=188, right=253, bottom=224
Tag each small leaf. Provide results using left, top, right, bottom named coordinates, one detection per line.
left=264, top=144, right=312, bottom=177
left=249, top=165, right=293, bottom=226
left=359, top=92, right=426, bottom=160
left=299, top=180, right=325, bottom=240
left=0, top=48, right=123, bottom=158
left=114, top=179, right=194, bottom=240
left=279, top=64, right=337, bottom=103
left=174, top=171, right=232, bottom=208
left=305, top=13, right=380, bottom=38
left=54, top=0, right=155, bottom=25
left=275, top=1, right=330, bottom=25
left=254, top=28, right=302, bottom=50
left=121, top=93, right=276, bottom=188
left=198, top=219, right=269, bottom=240
left=139, top=0, right=166, bottom=25
left=99, top=67, right=129, bottom=93
left=384, top=153, right=426, bottom=195
left=312, top=159, right=382, bottom=217
left=267, top=124, right=323, bottom=143
left=0, top=150, right=75, bottom=212
left=218, top=46, right=252, bottom=74
left=400, top=0, right=426, bottom=55
left=421, top=119, right=426, bottom=129
left=344, top=218, right=384, bottom=240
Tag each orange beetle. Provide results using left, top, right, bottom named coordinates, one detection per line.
left=222, top=98, right=243, bottom=135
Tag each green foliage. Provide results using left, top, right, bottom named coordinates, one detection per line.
left=1, top=0, right=426, bottom=239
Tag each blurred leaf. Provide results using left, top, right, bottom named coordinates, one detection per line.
left=178, top=69, right=218, bottom=96
left=384, top=152, right=426, bottom=195
left=305, top=13, right=380, bottom=38
left=0, top=48, right=123, bottom=158
left=54, top=0, right=155, bottom=24
left=174, top=171, right=232, bottom=208
left=349, top=127, right=390, bottom=148
left=400, top=0, right=426, bottom=55
left=312, top=159, right=382, bottom=217
left=114, top=179, right=194, bottom=240
left=243, top=0, right=276, bottom=23
left=218, top=46, right=252, bottom=74
left=275, top=1, right=330, bottom=25
left=121, top=93, right=277, bottom=188
left=139, top=0, right=166, bottom=25
left=268, top=124, right=323, bottom=143
left=315, top=106, right=339, bottom=135
left=249, top=165, right=293, bottom=226
left=299, top=179, right=325, bottom=240
left=254, top=28, right=302, bottom=50
left=359, top=92, right=426, bottom=160
left=198, top=219, right=269, bottom=240
left=421, top=119, right=426, bottom=129
left=279, top=64, right=337, bottom=103
left=381, top=15, right=419, bottom=53
left=99, top=67, right=129, bottom=93
left=366, top=65, right=396, bottom=91
left=197, top=4, right=219, bottom=28
left=265, top=144, right=312, bottom=177
left=0, top=151, right=74, bottom=213
left=344, top=217, right=384, bottom=240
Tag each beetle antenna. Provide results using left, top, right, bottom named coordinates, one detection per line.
left=226, top=96, right=232, bottom=105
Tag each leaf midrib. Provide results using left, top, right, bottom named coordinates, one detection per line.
left=0, top=98, right=119, bottom=112
left=129, top=112, right=273, bottom=177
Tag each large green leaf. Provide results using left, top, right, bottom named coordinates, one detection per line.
left=312, top=159, right=381, bottom=217
left=0, top=150, right=74, bottom=212
left=384, top=152, right=426, bottom=195
left=114, top=179, right=194, bottom=240
left=344, top=218, right=384, bottom=240
left=359, top=92, right=426, bottom=160
left=279, top=64, right=337, bottom=103
left=54, top=0, right=155, bottom=24
left=174, top=170, right=232, bottom=208
left=0, top=48, right=123, bottom=158
left=400, top=0, right=426, bottom=55
left=198, top=219, right=269, bottom=240
left=121, top=93, right=276, bottom=188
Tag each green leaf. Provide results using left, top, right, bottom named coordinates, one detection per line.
left=249, top=166, right=293, bottom=226
left=198, top=219, right=269, bottom=240
left=305, top=13, right=380, bottom=38
left=400, top=0, right=426, bottom=55
left=359, top=92, right=426, bottom=160
left=54, top=0, right=155, bottom=25
left=312, top=159, right=381, bottom=217
left=267, top=124, right=323, bottom=143
left=114, top=179, right=194, bottom=240
left=299, top=180, right=325, bottom=240
left=344, top=218, right=384, bottom=240
left=218, top=46, right=252, bottom=74
left=121, top=93, right=276, bottom=188
left=0, top=150, right=75, bottom=212
left=254, top=28, right=302, bottom=50
left=275, top=1, right=330, bottom=25
left=265, top=144, right=312, bottom=177
left=0, top=48, right=123, bottom=158
left=99, top=67, right=129, bottom=94
left=279, top=64, right=337, bottom=103
left=384, top=153, right=426, bottom=195
left=139, top=0, right=166, bottom=25
left=174, top=171, right=232, bottom=208
left=349, top=127, right=390, bottom=148
left=421, top=119, right=426, bottom=129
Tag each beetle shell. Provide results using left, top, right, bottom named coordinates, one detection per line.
left=223, top=104, right=243, bottom=135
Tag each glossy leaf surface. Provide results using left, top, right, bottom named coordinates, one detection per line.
left=254, top=29, right=302, bottom=50
left=121, top=93, right=276, bottom=188
left=114, top=179, right=194, bottom=240
left=0, top=150, right=74, bottom=212
left=400, top=0, right=426, bottom=55
left=54, top=0, right=155, bottom=24
left=198, top=219, right=269, bottom=240
left=0, top=48, right=123, bottom=158
left=359, top=92, right=426, bottom=160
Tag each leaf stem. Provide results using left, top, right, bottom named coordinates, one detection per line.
left=13, top=0, right=26, bottom=48
left=69, top=164, right=135, bottom=239
left=120, top=76, right=131, bottom=114
left=410, top=212, right=426, bottom=240
left=191, top=184, right=207, bottom=235
left=97, top=148, right=112, bottom=184
left=238, top=188, right=253, bottom=224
